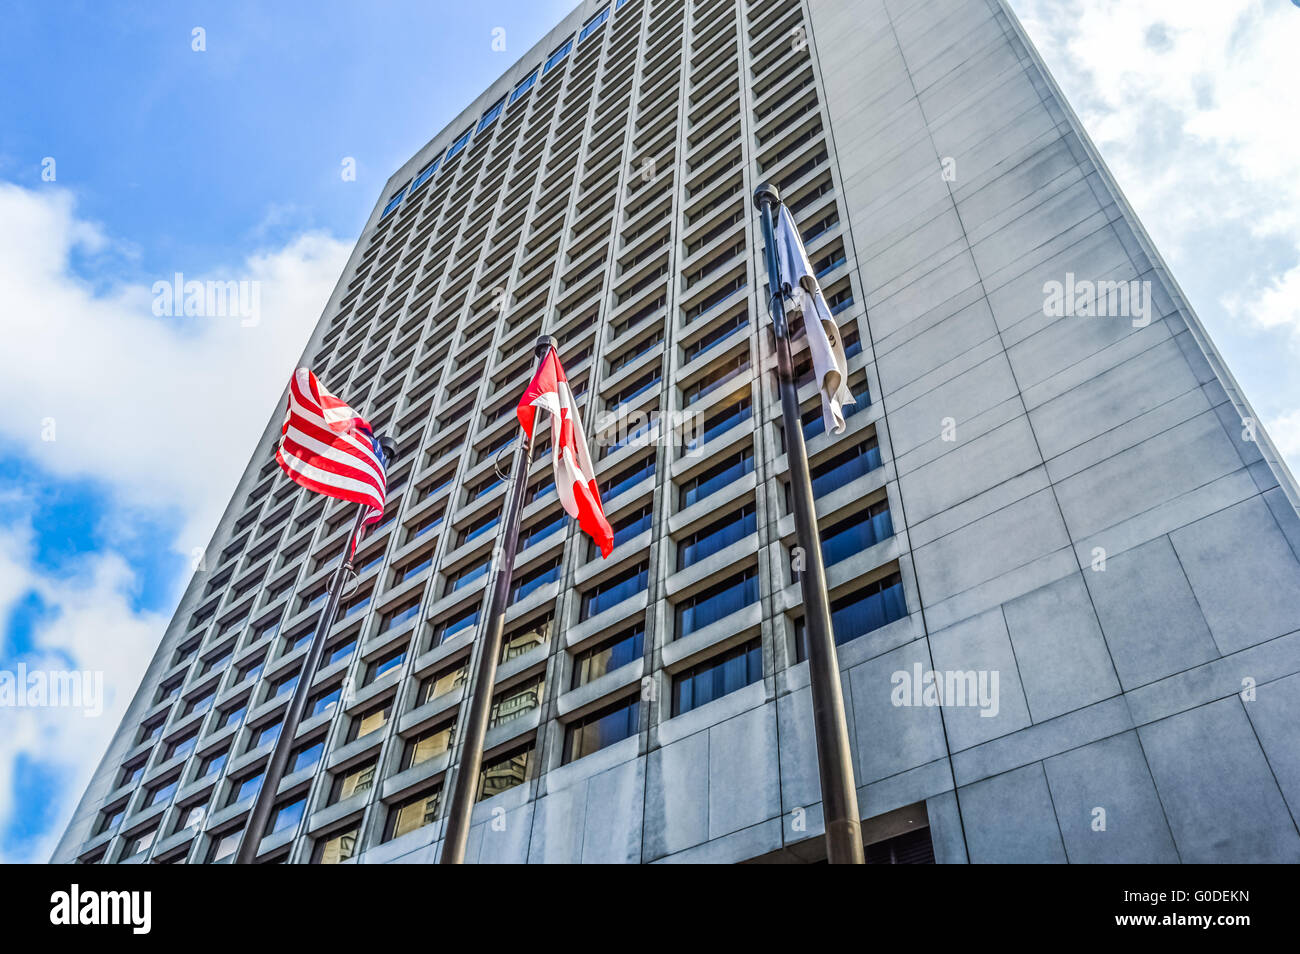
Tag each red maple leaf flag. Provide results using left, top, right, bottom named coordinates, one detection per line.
left=517, top=346, right=614, bottom=558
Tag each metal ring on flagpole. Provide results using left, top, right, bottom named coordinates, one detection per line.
left=339, top=563, right=360, bottom=601
left=493, top=442, right=515, bottom=482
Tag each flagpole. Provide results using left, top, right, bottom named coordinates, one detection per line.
left=233, top=436, right=396, bottom=865
left=439, top=335, right=551, bottom=864
left=754, top=183, right=865, bottom=864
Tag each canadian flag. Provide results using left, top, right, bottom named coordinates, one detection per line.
left=517, top=346, right=615, bottom=558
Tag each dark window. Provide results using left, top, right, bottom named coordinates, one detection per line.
left=510, top=559, right=561, bottom=603
left=572, top=624, right=645, bottom=688
left=155, top=681, right=182, bottom=712
left=165, top=731, right=198, bottom=761
left=268, top=671, right=298, bottom=699
left=379, top=598, right=421, bottom=633
left=421, top=662, right=468, bottom=703
left=408, top=509, right=444, bottom=542
left=269, top=797, right=307, bottom=835
left=118, top=760, right=146, bottom=788
left=598, top=503, right=652, bottom=557
left=457, top=509, right=501, bottom=547
left=329, top=761, right=377, bottom=803
left=682, top=352, right=749, bottom=406
left=326, top=637, right=356, bottom=667
left=410, top=156, right=441, bottom=192
left=795, top=572, right=907, bottom=660
left=478, top=745, right=532, bottom=800
left=347, top=701, right=391, bottom=741
left=237, top=654, right=265, bottom=683
left=207, top=829, right=243, bottom=863
left=543, top=39, right=572, bottom=73
left=563, top=695, right=640, bottom=762
left=433, top=603, right=480, bottom=645
left=404, top=721, right=456, bottom=768
left=801, top=383, right=866, bottom=440
left=291, top=739, right=325, bottom=774
left=367, top=645, right=408, bottom=683
left=510, top=69, right=538, bottom=104
left=678, top=504, right=756, bottom=569
left=393, top=552, right=433, bottom=585
left=308, top=685, right=341, bottom=718
left=681, top=449, right=753, bottom=508
left=489, top=675, right=543, bottom=728
left=606, top=367, right=661, bottom=411
left=683, top=397, right=751, bottom=452
left=230, top=772, right=263, bottom=806
left=254, top=721, right=282, bottom=748
left=476, top=95, right=505, bottom=132
left=672, top=638, right=762, bottom=715
left=501, top=615, right=550, bottom=662
left=819, top=501, right=893, bottom=566
left=866, top=827, right=935, bottom=864
left=578, top=5, right=609, bottom=41
left=384, top=787, right=443, bottom=841
left=600, top=456, right=654, bottom=501
left=183, top=691, right=216, bottom=717
left=199, top=748, right=228, bottom=778
left=809, top=439, right=881, bottom=499
left=683, top=311, right=748, bottom=363
left=218, top=702, right=246, bottom=729
left=677, top=569, right=759, bottom=638
left=520, top=508, right=566, bottom=550
left=580, top=562, right=649, bottom=619
left=447, top=558, right=490, bottom=593
left=96, top=804, right=126, bottom=835
left=339, top=590, right=371, bottom=621
left=311, top=825, right=360, bottom=864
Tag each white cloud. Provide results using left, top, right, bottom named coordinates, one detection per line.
left=1223, top=255, right=1300, bottom=341
left=1010, top=0, right=1300, bottom=249
left=0, top=183, right=351, bottom=557
left=0, top=182, right=351, bottom=860
left=0, top=516, right=166, bottom=863
left=1009, top=0, right=1300, bottom=480
left=1267, top=407, right=1300, bottom=463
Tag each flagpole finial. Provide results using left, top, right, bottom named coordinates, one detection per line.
left=753, top=182, right=782, bottom=209
left=535, top=335, right=554, bottom=358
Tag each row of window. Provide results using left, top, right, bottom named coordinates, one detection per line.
left=97, top=557, right=907, bottom=864
left=379, top=1, right=624, bottom=222
left=205, top=9, right=832, bottom=629
left=88, top=0, right=849, bottom=863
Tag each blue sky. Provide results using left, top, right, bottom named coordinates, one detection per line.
left=1, top=0, right=1298, bottom=863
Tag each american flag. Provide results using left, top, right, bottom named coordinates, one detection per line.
left=276, top=368, right=387, bottom=553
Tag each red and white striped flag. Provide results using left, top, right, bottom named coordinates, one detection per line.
left=517, top=347, right=614, bottom=558
left=276, top=368, right=388, bottom=553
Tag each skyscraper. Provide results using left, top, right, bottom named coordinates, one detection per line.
left=54, top=0, right=1300, bottom=864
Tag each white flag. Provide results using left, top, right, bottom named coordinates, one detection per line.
left=772, top=204, right=855, bottom=434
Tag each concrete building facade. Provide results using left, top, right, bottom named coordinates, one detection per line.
left=54, top=0, right=1300, bottom=864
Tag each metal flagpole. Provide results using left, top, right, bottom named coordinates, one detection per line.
left=439, top=335, right=552, bottom=864
left=234, top=436, right=397, bottom=864
left=754, top=183, right=865, bottom=864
